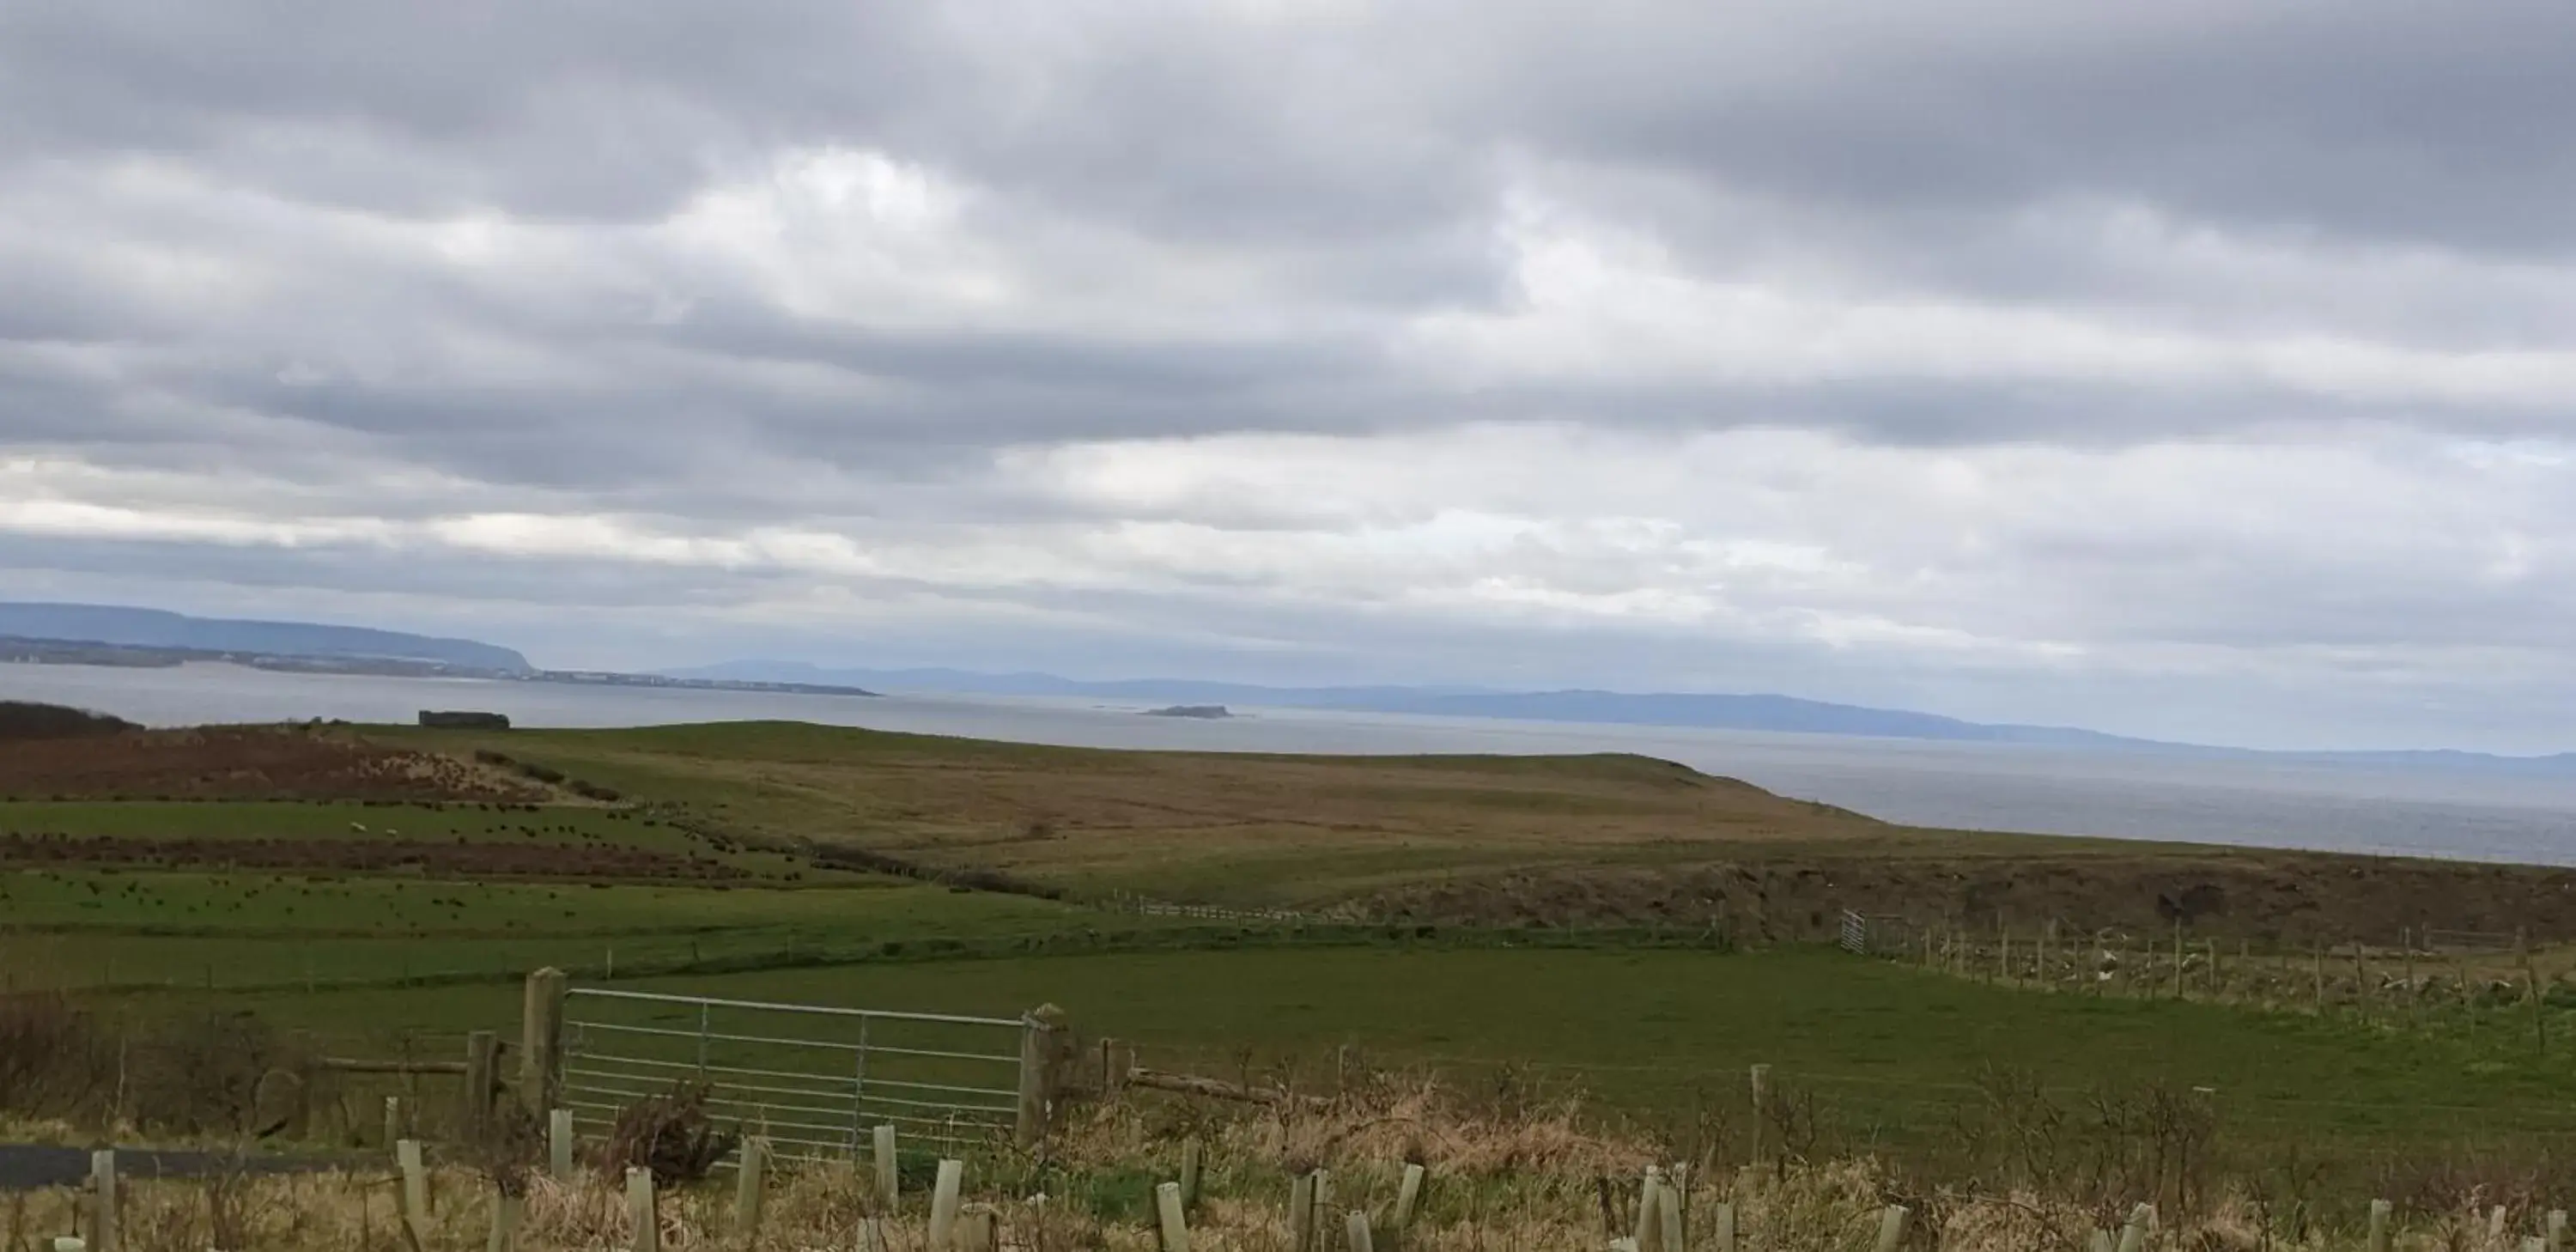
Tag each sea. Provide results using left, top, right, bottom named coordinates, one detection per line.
left=9, top=660, right=2576, bottom=867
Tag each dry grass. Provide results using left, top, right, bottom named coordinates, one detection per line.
left=356, top=721, right=2576, bottom=946
left=0, top=1151, right=2523, bottom=1250
left=7, top=1079, right=2562, bottom=1250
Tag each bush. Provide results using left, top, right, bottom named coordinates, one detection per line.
left=605, top=1082, right=741, bottom=1187
left=125, top=1011, right=310, bottom=1138
left=0, top=992, right=110, bottom=1118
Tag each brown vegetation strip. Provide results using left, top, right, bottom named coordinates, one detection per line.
left=1367, top=853, right=2576, bottom=945
left=0, top=833, right=744, bottom=880
left=0, top=726, right=548, bottom=802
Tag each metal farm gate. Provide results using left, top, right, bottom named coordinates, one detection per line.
left=559, top=987, right=1033, bottom=1159
left=1838, top=909, right=1916, bottom=956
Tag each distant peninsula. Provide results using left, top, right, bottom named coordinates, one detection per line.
left=1142, top=704, right=1232, bottom=720
left=0, top=602, right=881, bottom=698
left=0, top=602, right=529, bottom=672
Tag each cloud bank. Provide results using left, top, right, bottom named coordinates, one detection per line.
left=5, top=1, right=2576, bottom=751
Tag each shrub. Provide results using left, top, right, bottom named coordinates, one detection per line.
left=605, top=1082, right=740, bottom=1188
left=0, top=992, right=110, bottom=1118
left=125, top=1011, right=311, bottom=1138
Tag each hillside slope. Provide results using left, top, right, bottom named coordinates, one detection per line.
left=0, top=602, right=532, bottom=672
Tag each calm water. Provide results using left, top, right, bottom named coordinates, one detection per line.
left=10, top=661, right=2576, bottom=866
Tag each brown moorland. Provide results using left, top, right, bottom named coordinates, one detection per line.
left=0, top=723, right=549, bottom=804
left=357, top=720, right=2576, bottom=945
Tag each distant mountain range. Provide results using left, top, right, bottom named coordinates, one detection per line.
left=670, top=660, right=2576, bottom=773
left=0, top=602, right=533, bottom=672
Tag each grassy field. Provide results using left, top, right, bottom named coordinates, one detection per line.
left=362, top=721, right=2027, bottom=898
left=0, top=865, right=1162, bottom=991
left=15, top=715, right=2576, bottom=1179
left=343, top=721, right=2576, bottom=945
left=174, top=945, right=2576, bottom=1156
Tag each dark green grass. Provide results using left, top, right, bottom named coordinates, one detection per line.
left=0, top=799, right=853, bottom=881
left=0, top=866, right=1139, bottom=990
left=26, top=722, right=2573, bottom=1173
left=188, top=946, right=2576, bottom=1153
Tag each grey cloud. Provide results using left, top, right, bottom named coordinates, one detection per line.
left=9, top=2, right=2576, bottom=750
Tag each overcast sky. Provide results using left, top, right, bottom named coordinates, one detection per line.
left=5, top=3, right=2576, bottom=751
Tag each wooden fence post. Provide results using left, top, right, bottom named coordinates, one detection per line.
left=2522, top=933, right=2547, bottom=1053
left=1181, top=1139, right=1204, bottom=1212
left=549, top=1108, right=575, bottom=1181
left=625, top=1167, right=659, bottom=1252
left=519, top=968, right=568, bottom=1117
left=2366, top=1199, right=2391, bottom=1252
left=462, top=1030, right=499, bottom=1142
left=734, top=1134, right=768, bottom=1241
left=383, top=1095, right=402, bottom=1148
left=2172, top=917, right=2185, bottom=1000
left=1017, top=1005, right=1065, bottom=1148
left=1155, top=1181, right=1191, bottom=1252
left=1291, top=1171, right=1317, bottom=1252
left=928, top=1158, right=964, bottom=1249
left=88, top=1150, right=116, bottom=1252
left=873, top=1124, right=900, bottom=1208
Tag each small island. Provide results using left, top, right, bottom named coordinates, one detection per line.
left=1142, top=704, right=1232, bottom=719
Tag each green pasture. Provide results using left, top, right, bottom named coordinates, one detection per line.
left=162, top=945, right=2576, bottom=1158
left=15, top=720, right=2574, bottom=1180
left=0, top=866, right=1130, bottom=990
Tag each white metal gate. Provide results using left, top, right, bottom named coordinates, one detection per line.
left=561, top=988, right=1029, bottom=1158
